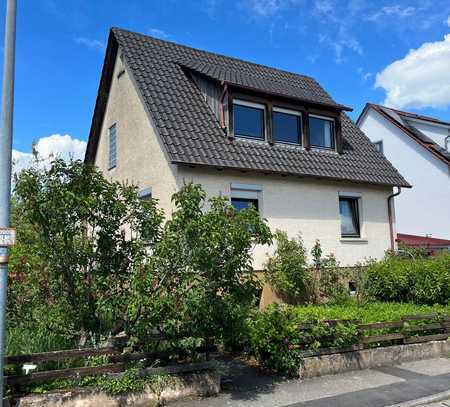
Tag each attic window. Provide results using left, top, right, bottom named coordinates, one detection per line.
left=309, top=115, right=335, bottom=150
left=233, top=99, right=265, bottom=140
left=273, top=107, right=302, bottom=145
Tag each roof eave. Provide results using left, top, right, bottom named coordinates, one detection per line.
left=172, top=160, right=411, bottom=189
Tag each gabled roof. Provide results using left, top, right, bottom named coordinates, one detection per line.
left=358, top=103, right=450, bottom=166
left=397, top=233, right=450, bottom=248
left=85, top=28, right=410, bottom=188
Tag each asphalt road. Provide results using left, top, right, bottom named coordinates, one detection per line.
left=169, top=357, right=450, bottom=407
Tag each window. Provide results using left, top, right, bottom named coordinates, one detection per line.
left=230, top=183, right=262, bottom=213
left=231, top=197, right=259, bottom=212
left=138, top=188, right=152, bottom=200
left=233, top=99, right=265, bottom=140
left=309, top=115, right=335, bottom=149
left=272, top=107, right=302, bottom=144
left=339, top=196, right=360, bottom=238
left=373, top=140, right=383, bottom=154
left=108, top=124, right=117, bottom=169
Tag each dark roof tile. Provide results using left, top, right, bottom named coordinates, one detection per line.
left=85, top=28, right=409, bottom=188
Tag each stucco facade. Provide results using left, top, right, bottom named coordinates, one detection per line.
left=359, top=108, right=450, bottom=240
left=94, top=52, right=395, bottom=268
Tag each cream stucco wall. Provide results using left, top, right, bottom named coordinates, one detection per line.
left=94, top=50, right=178, bottom=215
left=94, top=48, right=393, bottom=269
left=177, top=167, right=393, bottom=268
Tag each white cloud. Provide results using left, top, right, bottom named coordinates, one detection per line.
left=243, top=0, right=299, bottom=17
left=74, top=37, right=105, bottom=52
left=367, top=5, right=415, bottom=21
left=148, top=28, right=170, bottom=39
left=446, top=15, right=450, bottom=27
left=375, top=34, right=450, bottom=109
left=357, top=67, right=372, bottom=81
left=12, top=134, right=87, bottom=177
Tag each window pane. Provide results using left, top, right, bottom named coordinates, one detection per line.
left=339, top=198, right=360, bottom=237
left=231, top=198, right=259, bottom=212
left=310, top=116, right=335, bottom=149
left=233, top=104, right=264, bottom=139
left=273, top=111, right=301, bottom=144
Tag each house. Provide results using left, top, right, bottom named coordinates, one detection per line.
left=84, top=28, right=409, bottom=269
left=397, top=234, right=450, bottom=256
left=357, top=103, right=450, bottom=240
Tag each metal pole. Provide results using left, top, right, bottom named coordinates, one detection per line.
left=0, top=0, right=17, bottom=400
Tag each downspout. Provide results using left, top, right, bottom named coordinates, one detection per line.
left=388, top=186, right=402, bottom=251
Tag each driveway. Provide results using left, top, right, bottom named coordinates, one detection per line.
left=169, top=357, right=450, bottom=407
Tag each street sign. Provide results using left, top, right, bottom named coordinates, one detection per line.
left=0, top=228, right=16, bottom=247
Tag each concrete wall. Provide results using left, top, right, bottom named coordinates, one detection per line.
left=178, top=167, right=393, bottom=268
left=359, top=109, right=450, bottom=239
left=94, top=49, right=178, bottom=216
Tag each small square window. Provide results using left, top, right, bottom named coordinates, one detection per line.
left=109, top=124, right=117, bottom=169
left=231, top=197, right=259, bottom=212
left=273, top=108, right=302, bottom=144
left=373, top=141, right=383, bottom=154
left=310, top=115, right=335, bottom=149
left=339, top=196, right=360, bottom=238
left=233, top=100, right=265, bottom=140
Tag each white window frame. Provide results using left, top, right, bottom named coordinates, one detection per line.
left=233, top=99, right=266, bottom=141
left=272, top=106, right=303, bottom=146
left=108, top=124, right=117, bottom=170
left=309, top=114, right=336, bottom=150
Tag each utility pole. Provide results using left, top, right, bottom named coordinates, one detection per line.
left=0, top=0, right=17, bottom=400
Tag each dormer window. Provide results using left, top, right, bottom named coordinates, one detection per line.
left=272, top=107, right=302, bottom=145
left=233, top=99, right=265, bottom=140
left=309, top=115, right=335, bottom=150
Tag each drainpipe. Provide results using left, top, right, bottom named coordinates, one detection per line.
left=388, top=186, right=402, bottom=251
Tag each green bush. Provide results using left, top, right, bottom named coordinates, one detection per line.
left=264, top=231, right=312, bottom=304
left=365, top=252, right=450, bottom=304
left=247, top=301, right=450, bottom=375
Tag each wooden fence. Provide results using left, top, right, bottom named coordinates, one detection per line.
left=299, top=312, right=450, bottom=357
left=5, top=334, right=217, bottom=388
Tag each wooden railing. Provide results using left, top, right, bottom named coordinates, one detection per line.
left=299, top=313, right=450, bottom=357
left=5, top=334, right=217, bottom=388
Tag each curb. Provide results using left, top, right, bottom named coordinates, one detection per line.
left=387, top=390, right=450, bottom=407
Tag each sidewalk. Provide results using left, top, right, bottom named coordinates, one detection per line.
left=169, top=357, right=450, bottom=407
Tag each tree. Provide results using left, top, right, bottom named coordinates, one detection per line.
left=129, top=184, right=273, bottom=348
left=12, top=159, right=164, bottom=340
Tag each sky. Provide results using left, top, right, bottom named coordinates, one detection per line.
left=1, top=0, right=450, bottom=165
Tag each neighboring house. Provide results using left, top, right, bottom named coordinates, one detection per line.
left=357, top=103, right=450, bottom=240
left=397, top=233, right=450, bottom=256
left=84, top=28, right=409, bottom=269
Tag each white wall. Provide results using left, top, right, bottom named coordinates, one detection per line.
left=360, top=109, right=450, bottom=239
left=406, top=119, right=449, bottom=149
left=94, top=49, right=178, bottom=215
left=178, top=167, right=393, bottom=269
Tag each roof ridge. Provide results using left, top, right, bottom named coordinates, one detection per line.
left=111, top=26, right=317, bottom=83
left=367, top=103, right=450, bottom=127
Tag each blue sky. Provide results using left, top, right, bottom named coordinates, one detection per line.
left=1, top=0, right=450, bottom=157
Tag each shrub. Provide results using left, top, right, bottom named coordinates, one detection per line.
left=264, top=234, right=349, bottom=305
left=247, top=301, right=450, bottom=375
left=364, top=252, right=450, bottom=305
left=264, top=231, right=312, bottom=304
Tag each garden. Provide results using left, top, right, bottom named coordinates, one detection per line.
left=6, top=158, right=450, bottom=402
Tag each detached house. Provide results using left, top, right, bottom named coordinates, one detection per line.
left=358, top=104, right=450, bottom=241
left=84, top=28, right=409, bottom=268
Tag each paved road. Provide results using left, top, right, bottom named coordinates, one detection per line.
left=169, top=358, right=450, bottom=407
